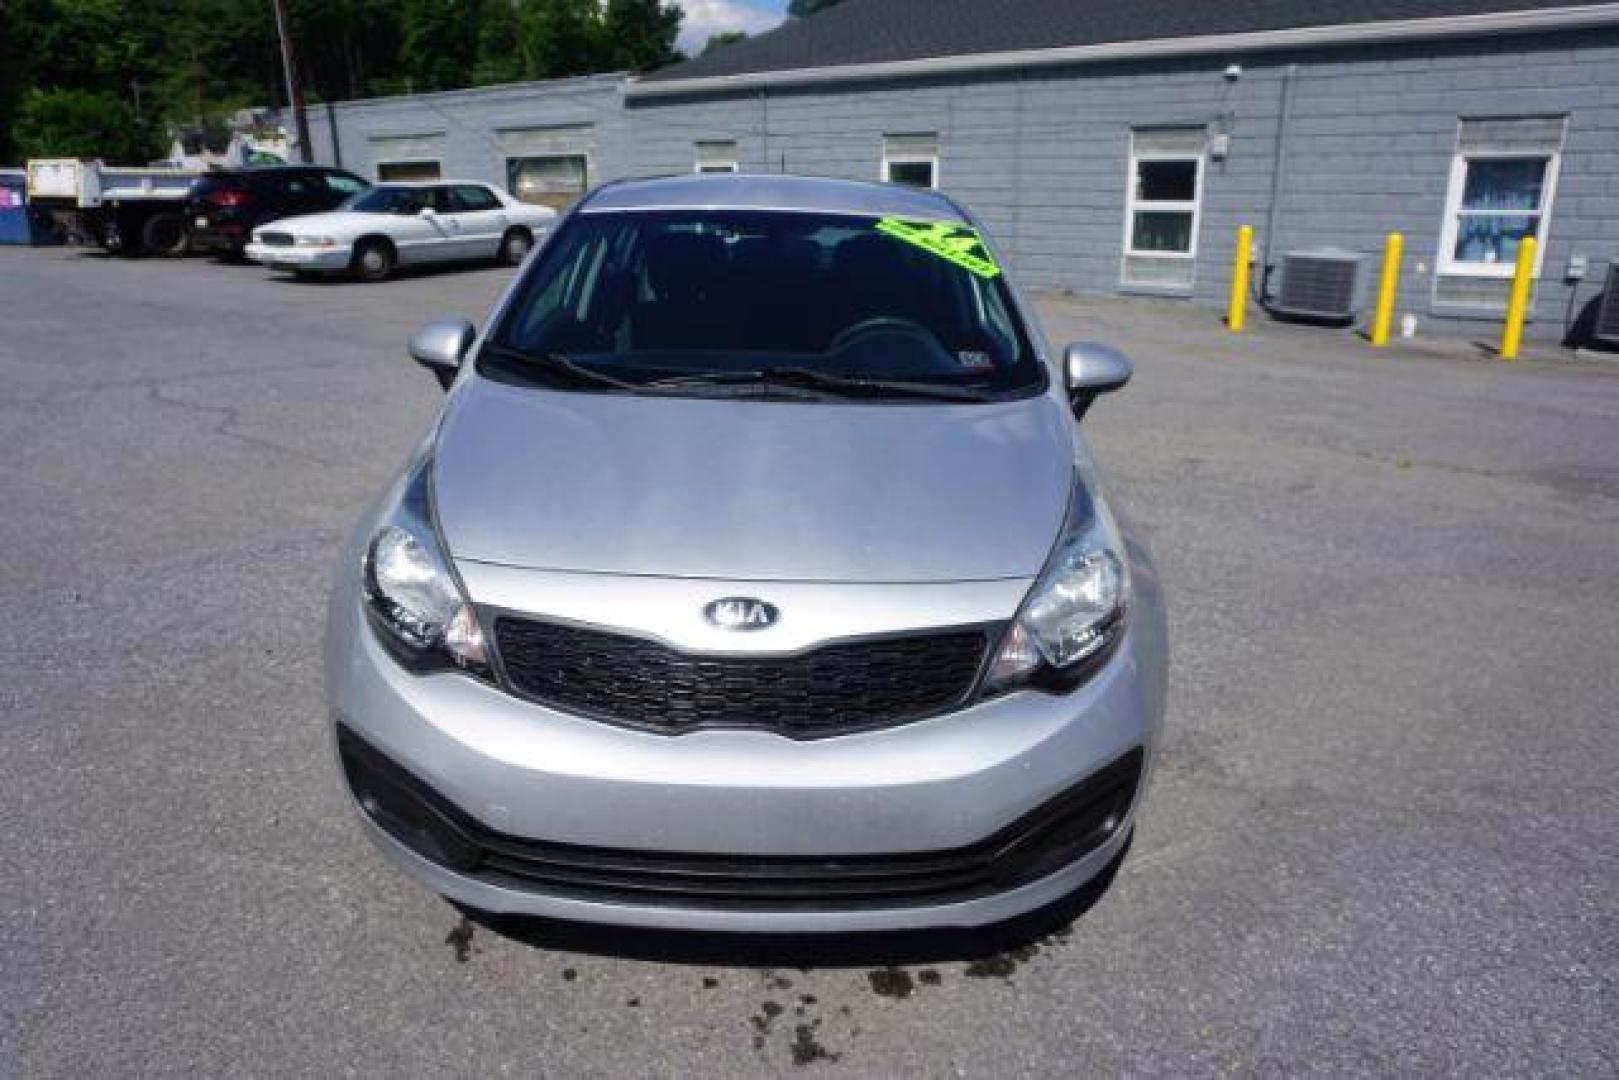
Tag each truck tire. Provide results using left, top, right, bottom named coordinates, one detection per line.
left=140, top=211, right=189, bottom=257
left=102, top=211, right=130, bottom=255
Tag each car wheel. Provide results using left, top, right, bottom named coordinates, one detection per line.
left=351, top=239, right=395, bottom=282
left=141, top=212, right=189, bottom=257
left=498, top=227, right=532, bottom=266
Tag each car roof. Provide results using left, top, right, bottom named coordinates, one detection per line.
left=581, top=173, right=967, bottom=222
left=373, top=179, right=493, bottom=188
left=208, top=164, right=345, bottom=176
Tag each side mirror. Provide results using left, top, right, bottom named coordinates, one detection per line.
left=408, top=318, right=476, bottom=391
left=417, top=205, right=437, bottom=218
left=1063, top=342, right=1133, bottom=420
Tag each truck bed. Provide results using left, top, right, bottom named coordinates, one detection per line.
left=27, top=159, right=198, bottom=207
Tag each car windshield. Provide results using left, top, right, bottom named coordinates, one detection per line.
left=487, top=209, right=1044, bottom=401
left=340, top=185, right=428, bottom=214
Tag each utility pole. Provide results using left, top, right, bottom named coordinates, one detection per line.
left=270, top=0, right=313, bottom=163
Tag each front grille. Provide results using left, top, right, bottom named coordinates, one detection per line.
left=258, top=231, right=294, bottom=247
left=493, top=618, right=994, bottom=738
left=337, top=724, right=1143, bottom=911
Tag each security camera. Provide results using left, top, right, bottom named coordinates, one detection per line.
left=1223, top=63, right=1243, bottom=81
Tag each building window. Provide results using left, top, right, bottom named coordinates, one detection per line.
left=1121, top=127, right=1205, bottom=291
left=496, top=124, right=594, bottom=210
left=375, top=160, right=441, bottom=182
left=368, top=132, right=445, bottom=183
left=506, top=155, right=588, bottom=210
left=882, top=134, right=938, bottom=189
left=1438, top=117, right=1564, bottom=281
left=695, top=141, right=739, bottom=174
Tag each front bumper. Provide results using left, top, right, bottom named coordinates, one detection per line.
left=326, top=551, right=1168, bottom=933
left=340, top=722, right=1143, bottom=926
left=244, top=241, right=351, bottom=271
left=187, top=219, right=249, bottom=253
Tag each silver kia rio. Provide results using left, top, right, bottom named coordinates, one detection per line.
left=326, top=174, right=1168, bottom=933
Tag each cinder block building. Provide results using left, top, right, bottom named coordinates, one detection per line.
left=307, top=0, right=1619, bottom=342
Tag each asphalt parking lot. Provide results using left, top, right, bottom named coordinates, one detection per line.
left=2, top=246, right=1616, bottom=1075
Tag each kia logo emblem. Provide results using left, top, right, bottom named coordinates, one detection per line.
left=704, top=598, right=779, bottom=631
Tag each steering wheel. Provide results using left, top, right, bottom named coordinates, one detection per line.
left=826, top=315, right=948, bottom=361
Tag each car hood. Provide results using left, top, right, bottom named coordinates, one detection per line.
left=258, top=211, right=368, bottom=236
left=432, top=377, right=1074, bottom=583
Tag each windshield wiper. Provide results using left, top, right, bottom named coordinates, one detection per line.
left=648, top=367, right=994, bottom=402
left=482, top=344, right=644, bottom=393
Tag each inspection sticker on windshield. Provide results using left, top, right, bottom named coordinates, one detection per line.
left=875, top=218, right=1001, bottom=279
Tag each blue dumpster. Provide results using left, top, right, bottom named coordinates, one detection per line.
left=0, top=170, right=59, bottom=245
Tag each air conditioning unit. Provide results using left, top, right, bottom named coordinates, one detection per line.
left=1273, top=249, right=1364, bottom=321
left=1594, top=260, right=1619, bottom=348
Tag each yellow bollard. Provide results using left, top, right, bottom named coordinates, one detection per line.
left=1499, top=235, right=1537, bottom=361
left=1227, top=225, right=1253, bottom=332
left=1370, top=232, right=1403, bottom=348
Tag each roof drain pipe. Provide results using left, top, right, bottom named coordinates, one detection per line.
left=1257, top=63, right=1297, bottom=311
left=759, top=89, right=771, bottom=173
left=326, top=101, right=343, bottom=169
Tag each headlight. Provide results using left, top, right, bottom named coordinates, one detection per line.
left=361, top=458, right=488, bottom=676
left=982, top=477, right=1129, bottom=696
left=295, top=235, right=336, bottom=247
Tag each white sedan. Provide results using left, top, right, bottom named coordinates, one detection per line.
left=244, top=180, right=556, bottom=281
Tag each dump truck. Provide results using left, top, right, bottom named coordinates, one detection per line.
left=25, top=159, right=199, bottom=256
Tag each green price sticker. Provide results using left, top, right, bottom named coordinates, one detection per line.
left=874, top=218, right=1001, bottom=279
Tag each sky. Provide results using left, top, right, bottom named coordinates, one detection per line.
left=674, top=0, right=789, bottom=55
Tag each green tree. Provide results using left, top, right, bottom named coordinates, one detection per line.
left=0, top=0, right=691, bottom=156
left=787, top=0, right=847, bottom=16
left=30, top=0, right=154, bottom=93
left=600, top=0, right=682, bottom=72
left=0, top=0, right=47, bottom=159
left=701, top=30, right=748, bottom=56
left=474, top=0, right=529, bottom=85
left=292, top=0, right=407, bottom=101
left=529, top=0, right=605, bottom=78
left=14, top=88, right=163, bottom=162
left=150, top=0, right=265, bottom=128
left=11, top=0, right=278, bottom=137
left=398, top=0, right=480, bottom=92
left=0, top=0, right=398, bottom=153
